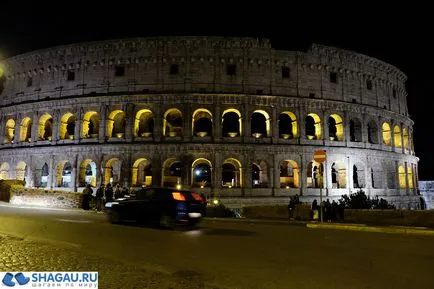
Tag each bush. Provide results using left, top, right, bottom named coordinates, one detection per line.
left=0, top=180, right=24, bottom=202
left=206, top=203, right=236, bottom=218
left=339, top=189, right=395, bottom=210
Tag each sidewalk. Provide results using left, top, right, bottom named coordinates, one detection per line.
left=203, top=217, right=434, bottom=236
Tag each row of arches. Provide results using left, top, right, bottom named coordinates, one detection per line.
left=3, top=108, right=412, bottom=150
left=0, top=158, right=416, bottom=191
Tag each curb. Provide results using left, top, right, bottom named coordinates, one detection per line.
left=306, top=222, right=434, bottom=236
left=0, top=202, right=95, bottom=213
left=203, top=217, right=307, bottom=227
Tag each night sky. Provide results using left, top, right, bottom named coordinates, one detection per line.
left=1, top=3, right=432, bottom=179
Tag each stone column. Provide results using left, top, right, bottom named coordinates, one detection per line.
left=271, top=106, right=278, bottom=143
left=299, top=106, right=306, bottom=140
left=26, top=156, right=33, bottom=187
left=346, top=156, right=351, bottom=191
left=242, top=103, right=250, bottom=141
left=153, top=106, right=162, bottom=142
left=75, top=108, right=82, bottom=143
left=51, top=110, right=60, bottom=144
left=183, top=104, right=192, bottom=141
left=151, top=155, right=162, bottom=187
left=48, top=155, right=55, bottom=189
left=122, top=154, right=132, bottom=188
left=404, top=161, right=409, bottom=195
left=213, top=153, right=222, bottom=194
left=72, top=154, right=78, bottom=192
left=124, top=103, right=134, bottom=142
left=14, top=114, right=21, bottom=143
left=322, top=110, right=328, bottom=141
left=300, top=153, right=305, bottom=196
left=214, top=105, right=221, bottom=142
left=0, top=116, right=5, bottom=144
left=99, top=105, right=107, bottom=143
left=273, top=155, right=280, bottom=194
left=390, top=119, right=395, bottom=149
left=242, top=152, right=252, bottom=197
left=31, top=111, right=38, bottom=143
left=96, top=155, right=103, bottom=186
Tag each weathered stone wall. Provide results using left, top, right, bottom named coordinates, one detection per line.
left=419, top=181, right=434, bottom=209
left=9, top=187, right=83, bottom=208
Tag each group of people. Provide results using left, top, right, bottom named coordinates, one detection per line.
left=81, top=183, right=131, bottom=211
left=310, top=199, right=344, bottom=222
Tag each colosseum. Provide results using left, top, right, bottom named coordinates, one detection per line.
left=0, top=36, right=420, bottom=208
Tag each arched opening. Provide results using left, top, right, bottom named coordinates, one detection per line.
left=307, top=161, right=323, bottom=188
left=328, top=114, right=344, bottom=141
left=367, top=120, right=379, bottom=144
left=349, top=118, right=362, bottom=142
left=40, top=163, right=49, bottom=188
left=382, top=122, right=392, bottom=146
left=407, top=164, right=414, bottom=189
left=222, top=158, right=242, bottom=188
left=191, top=158, right=212, bottom=187
left=394, top=125, right=402, bottom=148
left=398, top=165, right=406, bottom=189
left=352, top=163, right=365, bottom=188
left=251, top=110, right=270, bottom=138
left=331, top=161, right=346, bottom=188
left=192, top=109, right=213, bottom=137
left=79, top=159, right=97, bottom=187
left=371, top=165, right=382, bottom=188
left=82, top=111, right=99, bottom=138
left=252, top=161, right=268, bottom=188
left=56, top=161, right=72, bottom=187
left=134, top=109, right=154, bottom=137
left=0, top=163, right=10, bottom=180
left=305, top=113, right=321, bottom=140
left=280, top=160, right=299, bottom=188
left=59, top=112, right=76, bottom=140
left=162, top=158, right=182, bottom=187
left=104, top=158, right=122, bottom=186
left=20, top=117, right=32, bottom=142
left=4, top=119, right=15, bottom=144
left=222, top=109, right=242, bottom=137
left=132, top=158, right=152, bottom=186
left=38, top=113, right=53, bottom=141
left=163, top=108, right=183, bottom=137
left=107, top=110, right=126, bottom=138
left=16, top=161, right=27, bottom=181
left=279, top=111, right=297, bottom=139
left=403, top=128, right=409, bottom=150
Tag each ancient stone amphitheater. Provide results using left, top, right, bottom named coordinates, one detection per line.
left=0, top=36, right=420, bottom=208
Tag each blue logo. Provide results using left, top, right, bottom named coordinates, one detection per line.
left=2, top=272, right=30, bottom=287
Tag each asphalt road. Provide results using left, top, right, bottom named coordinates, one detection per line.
left=0, top=204, right=433, bottom=289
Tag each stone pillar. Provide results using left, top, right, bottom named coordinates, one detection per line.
left=322, top=110, right=328, bottom=141
left=300, top=153, right=305, bottom=196
left=75, top=108, right=82, bottom=143
left=271, top=106, right=278, bottom=143
left=31, top=111, right=38, bottom=143
left=122, top=154, right=132, bottom=188
left=214, top=105, right=221, bottom=142
left=413, top=163, right=419, bottom=195
left=299, top=106, right=306, bottom=140
left=400, top=123, right=405, bottom=153
left=96, top=155, right=103, bottom=186
left=51, top=110, right=60, bottom=144
left=346, top=156, right=351, bottom=191
left=124, top=103, right=134, bottom=142
left=273, top=155, right=280, bottom=193
left=183, top=104, right=192, bottom=141
left=344, top=111, right=350, bottom=143
left=0, top=116, right=5, bottom=144
left=395, top=160, right=400, bottom=193
left=151, top=155, right=162, bottom=187
left=14, top=114, right=21, bottom=144
left=243, top=152, right=252, bottom=197
left=390, top=119, right=395, bottom=149
left=404, top=161, right=409, bottom=195
left=72, top=154, right=78, bottom=192
left=153, top=107, right=162, bottom=142
left=26, top=156, right=33, bottom=187
left=99, top=105, right=107, bottom=143
left=243, top=103, right=250, bottom=141
left=48, top=155, right=55, bottom=189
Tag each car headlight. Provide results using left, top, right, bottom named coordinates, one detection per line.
left=105, top=202, right=119, bottom=208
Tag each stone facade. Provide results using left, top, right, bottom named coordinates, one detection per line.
left=0, top=37, right=419, bottom=208
left=419, top=181, right=434, bottom=209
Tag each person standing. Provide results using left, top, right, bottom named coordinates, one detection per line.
left=95, top=184, right=104, bottom=212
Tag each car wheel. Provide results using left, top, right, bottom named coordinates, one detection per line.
left=109, top=211, right=123, bottom=224
left=159, top=214, right=175, bottom=229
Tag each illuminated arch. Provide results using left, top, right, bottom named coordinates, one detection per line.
left=40, top=163, right=49, bottom=188
left=132, top=158, right=152, bottom=186
left=331, top=161, right=347, bottom=188
left=403, top=128, right=409, bottom=150
left=305, top=113, right=322, bottom=140
left=280, top=160, right=299, bottom=188
left=4, top=119, right=15, bottom=144
left=352, top=162, right=365, bottom=188
left=192, top=108, right=213, bottom=137
left=107, top=110, right=126, bottom=138
left=252, top=160, right=269, bottom=188
left=191, top=158, right=212, bottom=187
left=407, top=164, right=414, bottom=189
left=104, top=158, right=122, bottom=186
left=163, top=108, right=183, bottom=137
left=394, top=125, right=402, bottom=148
left=222, top=108, right=242, bottom=137
left=56, top=160, right=72, bottom=187
left=19, top=117, right=32, bottom=142
left=279, top=111, right=297, bottom=139
left=251, top=110, right=270, bottom=138
left=134, top=109, right=154, bottom=137
left=307, top=160, right=323, bottom=188
left=79, top=159, right=97, bottom=187
left=0, top=163, right=10, bottom=180
left=382, top=122, right=391, bottom=146
left=328, top=114, right=344, bottom=141
left=38, top=112, right=53, bottom=141
left=162, top=158, right=182, bottom=187
left=16, top=161, right=27, bottom=181
left=398, top=165, right=406, bottom=189
left=222, top=158, right=243, bottom=188
left=82, top=111, right=99, bottom=138
left=59, top=112, right=76, bottom=140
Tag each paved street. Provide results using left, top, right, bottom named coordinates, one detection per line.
left=0, top=204, right=434, bottom=289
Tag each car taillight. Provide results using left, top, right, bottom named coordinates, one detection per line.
left=172, top=192, right=186, bottom=201
left=191, top=192, right=203, bottom=202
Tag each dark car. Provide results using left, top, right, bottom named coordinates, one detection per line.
left=104, top=187, right=206, bottom=228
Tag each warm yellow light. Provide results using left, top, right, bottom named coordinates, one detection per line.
left=213, top=199, right=219, bottom=205
left=200, top=185, right=204, bottom=189
left=0, top=67, right=4, bottom=77
left=176, top=184, right=182, bottom=190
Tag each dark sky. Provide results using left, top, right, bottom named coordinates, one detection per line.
left=1, top=3, right=432, bottom=179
